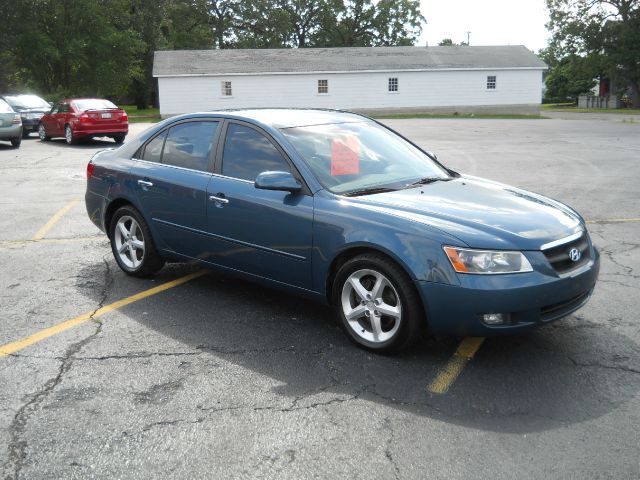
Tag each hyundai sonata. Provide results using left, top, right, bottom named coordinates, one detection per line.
left=85, top=109, right=599, bottom=352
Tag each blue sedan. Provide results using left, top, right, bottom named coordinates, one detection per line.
left=85, top=109, right=599, bottom=352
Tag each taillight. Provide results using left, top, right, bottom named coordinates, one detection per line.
left=80, top=113, right=90, bottom=122
left=12, top=114, right=21, bottom=125
left=121, top=112, right=128, bottom=122
left=87, top=162, right=95, bottom=180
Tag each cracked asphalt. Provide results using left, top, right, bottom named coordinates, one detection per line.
left=1, top=116, right=639, bottom=479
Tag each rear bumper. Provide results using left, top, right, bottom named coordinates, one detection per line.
left=85, top=190, right=107, bottom=233
left=0, top=124, right=23, bottom=139
left=74, top=125, right=128, bottom=138
left=416, top=248, right=600, bottom=336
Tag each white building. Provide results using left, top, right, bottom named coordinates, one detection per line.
left=153, top=46, right=547, bottom=117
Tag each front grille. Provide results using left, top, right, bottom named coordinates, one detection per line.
left=541, top=289, right=592, bottom=321
left=542, top=234, right=590, bottom=274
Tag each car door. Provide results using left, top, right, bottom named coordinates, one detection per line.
left=54, top=102, right=70, bottom=135
left=42, top=103, right=60, bottom=135
left=131, top=119, right=221, bottom=260
left=205, top=121, right=314, bottom=289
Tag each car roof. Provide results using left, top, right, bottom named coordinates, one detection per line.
left=194, top=108, right=371, bottom=129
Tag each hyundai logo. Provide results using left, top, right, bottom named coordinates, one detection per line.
left=568, top=248, right=582, bottom=262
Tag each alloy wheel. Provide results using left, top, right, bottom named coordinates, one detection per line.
left=114, top=215, right=145, bottom=269
left=340, top=268, right=402, bottom=343
left=38, top=124, right=46, bottom=140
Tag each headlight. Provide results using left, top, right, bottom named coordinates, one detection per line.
left=443, top=246, right=533, bottom=274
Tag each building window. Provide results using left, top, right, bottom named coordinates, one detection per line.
left=388, top=77, right=399, bottom=92
left=487, top=75, right=496, bottom=89
left=221, top=81, right=232, bottom=96
left=317, top=79, right=328, bottom=94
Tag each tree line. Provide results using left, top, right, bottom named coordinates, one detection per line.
left=0, top=0, right=424, bottom=108
left=542, top=0, right=640, bottom=106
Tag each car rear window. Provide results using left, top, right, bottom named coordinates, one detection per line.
left=73, top=99, right=117, bottom=111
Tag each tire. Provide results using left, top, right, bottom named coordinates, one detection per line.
left=64, top=124, right=77, bottom=145
left=109, top=205, right=165, bottom=277
left=38, top=123, right=50, bottom=141
left=112, top=133, right=126, bottom=144
left=10, top=137, right=21, bottom=148
left=22, top=129, right=30, bottom=138
left=333, top=253, right=424, bottom=353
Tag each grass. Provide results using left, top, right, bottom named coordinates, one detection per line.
left=541, top=104, right=640, bottom=114
left=372, top=113, right=547, bottom=120
left=121, top=105, right=160, bottom=117
left=128, top=116, right=162, bottom=124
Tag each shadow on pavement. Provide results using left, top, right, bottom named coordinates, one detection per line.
left=75, top=260, right=640, bottom=434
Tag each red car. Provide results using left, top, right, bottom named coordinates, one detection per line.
left=38, top=98, right=128, bottom=145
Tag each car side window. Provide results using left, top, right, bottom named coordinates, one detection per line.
left=59, top=103, right=69, bottom=113
left=51, top=104, right=60, bottom=115
left=222, top=124, right=291, bottom=181
left=161, top=121, right=218, bottom=172
left=141, top=131, right=167, bottom=163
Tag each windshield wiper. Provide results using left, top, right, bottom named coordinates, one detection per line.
left=406, top=177, right=450, bottom=187
left=342, top=186, right=398, bottom=197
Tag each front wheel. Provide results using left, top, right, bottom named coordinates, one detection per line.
left=333, top=253, right=424, bottom=353
left=109, top=205, right=165, bottom=277
left=10, top=137, right=21, bottom=148
left=64, top=125, right=77, bottom=145
left=38, top=123, right=50, bottom=141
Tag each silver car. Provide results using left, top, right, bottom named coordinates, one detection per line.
left=0, top=99, right=22, bottom=147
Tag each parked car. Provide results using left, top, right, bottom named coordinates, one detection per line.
left=0, top=99, right=22, bottom=148
left=1, top=94, right=50, bottom=137
left=39, top=98, right=128, bottom=145
left=85, top=109, right=599, bottom=352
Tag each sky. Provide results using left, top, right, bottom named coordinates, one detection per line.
left=418, top=0, right=551, bottom=52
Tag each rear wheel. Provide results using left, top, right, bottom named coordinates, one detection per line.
left=10, top=137, right=21, bottom=148
left=109, top=205, right=165, bottom=277
left=64, top=124, right=77, bottom=145
left=112, top=133, right=126, bottom=144
left=38, top=123, right=50, bottom=141
left=333, top=253, right=424, bottom=353
left=22, top=129, right=30, bottom=138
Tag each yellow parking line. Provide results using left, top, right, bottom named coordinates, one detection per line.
left=428, top=337, right=485, bottom=394
left=0, top=270, right=208, bottom=357
left=586, top=217, right=640, bottom=224
left=32, top=199, right=80, bottom=240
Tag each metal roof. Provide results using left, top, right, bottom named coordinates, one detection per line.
left=153, top=45, right=547, bottom=77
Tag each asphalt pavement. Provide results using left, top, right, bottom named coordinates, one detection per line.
left=0, top=116, right=638, bottom=479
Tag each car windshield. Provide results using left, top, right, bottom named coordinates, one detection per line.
left=73, top=99, right=117, bottom=111
left=5, top=95, right=49, bottom=109
left=280, top=121, right=450, bottom=194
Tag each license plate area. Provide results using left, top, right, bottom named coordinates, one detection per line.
left=101, top=113, right=112, bottom=119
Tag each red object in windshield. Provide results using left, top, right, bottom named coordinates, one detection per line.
left=331, top=135, right=360, bottom=176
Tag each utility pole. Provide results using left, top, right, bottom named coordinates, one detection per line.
left=466, top=31, right=471, bottom=46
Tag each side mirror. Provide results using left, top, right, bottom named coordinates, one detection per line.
left=255, top=171, right=302, bottom=193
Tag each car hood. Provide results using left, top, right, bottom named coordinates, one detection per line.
left=346, top=175, right=584, bottom=250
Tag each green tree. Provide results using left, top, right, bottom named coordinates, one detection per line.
left=4, top=0, right=144, bottom=99
left=546, top=0, right=640, bottom=106
left=438, top=38, right=468, bottom=46
left=316, top=0, right=424, bottom=47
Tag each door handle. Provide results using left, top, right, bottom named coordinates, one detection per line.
left=137, top=180, right=153, bottom=187
left=209, top=195, right=229, bottom=204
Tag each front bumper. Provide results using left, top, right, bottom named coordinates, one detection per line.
left=417, top=247, right=600, bottom=336
left=21, top=116, right=44, bottom=132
